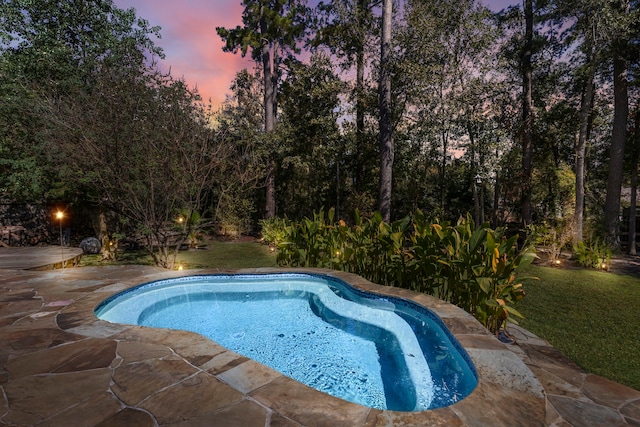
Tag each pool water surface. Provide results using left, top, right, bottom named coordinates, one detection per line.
left=95, top=273, right=477, bottom=411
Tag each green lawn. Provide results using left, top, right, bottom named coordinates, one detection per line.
left=176, top=240, right=278, bottom=269
left=515, top=264, right=640, bottom=391
left=78, top=239, right=278, bottom=269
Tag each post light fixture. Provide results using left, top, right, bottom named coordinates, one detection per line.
left=474, top=174, right=482, bottom=185
left=56, top=211, right=64, bottom=266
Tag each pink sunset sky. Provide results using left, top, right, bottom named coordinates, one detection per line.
left=113, top=0, right=517, bottom=109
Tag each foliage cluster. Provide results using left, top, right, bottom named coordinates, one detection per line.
left=572, top=239, right=613, bottom=270
left=259, top=216, right=292, bottom=246
left=0, top=0, right=263, bottom=268
left=526, top=220, right=574, bottom=261
left=270, top=209, right=536, bottom=333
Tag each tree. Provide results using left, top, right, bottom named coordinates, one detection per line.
left=395, top=0, right=498, bottom=221
left=1, top=0, right=260, bottom=266
left=603, top=0, right=632, bottom=248
left=214, top=70, right=267, bottom=235
left=378, top=0, right=393, bottom=222
left=216, top=0, right=309, bottom=219
left=44, top=66, right=238, bottom=268
left=312, top=0, right=379, bottom=196
left=551, top=0, right=603, bottom=244
left=521, top=0, right=534, bottom=227
left=0, top=0, right=162, bottom=203
left=277, top=53, right=344, bottom=218
left=629, top=109, right=640, bottom=254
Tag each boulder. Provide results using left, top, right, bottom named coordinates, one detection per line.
left=79, top=237, right=101, bottom=254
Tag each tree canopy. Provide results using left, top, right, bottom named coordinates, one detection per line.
left=2, top=0, right=640, bottom=262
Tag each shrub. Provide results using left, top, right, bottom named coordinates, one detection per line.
left=276, top=209, right=537, bottom=333
left=526, top=220, right=573, bottom=262
left=573, top=239, right=612, bottom=270
left=259, top=216, right=291, bottom=246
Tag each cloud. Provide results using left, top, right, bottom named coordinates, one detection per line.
left=113, top=0, right=254, bottom=107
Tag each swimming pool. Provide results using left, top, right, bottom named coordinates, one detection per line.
left=95, top=273, right=477, bottom=411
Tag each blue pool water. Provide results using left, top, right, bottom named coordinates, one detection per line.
left=95, top=273, right=477, bottom=411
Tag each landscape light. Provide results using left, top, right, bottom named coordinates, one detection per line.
left=56, top=211, right=64, bottom=266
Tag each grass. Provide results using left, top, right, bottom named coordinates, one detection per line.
left=515, top=264, right=640, bottom=391
left=78, top=238, right=278, bottom=269
left=176, top=240, right=278, bottom=269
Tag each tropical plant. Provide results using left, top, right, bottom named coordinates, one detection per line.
left=276, top=209, right=536, bottom=333
left=176, top=209, right=210, bottom=249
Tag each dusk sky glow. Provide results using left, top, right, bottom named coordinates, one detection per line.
left=112, top=0, right=518, bottom=108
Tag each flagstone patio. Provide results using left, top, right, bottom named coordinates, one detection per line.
left=0, top=248, right=638, bottom=426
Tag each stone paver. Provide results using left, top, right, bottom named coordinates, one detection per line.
left=509, top=325, right=640, bottom=426
left=0, top=264, right=638, bottom=426
left=0, top=246, right=82, bottom=270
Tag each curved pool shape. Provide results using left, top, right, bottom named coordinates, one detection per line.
left=95, top=273, right=477, bottom=411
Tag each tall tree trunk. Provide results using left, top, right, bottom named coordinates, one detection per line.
left=354, top=0, right=366, bottom=193
left=604, top=54, right=629, bottom=248
left=262, top=21, right=278, bottom=218
left=521, top=0, right=534, bottom=227
left=440, top=127, right=447, bottom=212
left=439, top=67, right=447, bottom=212
left=468, top=121, right=480, bottom=225
left=628, top=110, right=640, bottom=254
left=573, top=48, right=596, bottom=245
left=98, top=205, right=115, bottom=261
left=493, top=144, right=500, bottom=227
left=378, top=0, right=393, bottom=222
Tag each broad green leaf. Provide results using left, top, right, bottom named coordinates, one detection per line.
left=469, top=228, right=487, bottom=252
left=477, top=277, right=492, bottom=294
left=504, top=305, right=524, bottom=318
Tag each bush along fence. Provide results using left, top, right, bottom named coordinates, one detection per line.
left=262, top=209, right=537, bottom=335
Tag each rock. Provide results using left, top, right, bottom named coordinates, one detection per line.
left=79, top=237, right=101, bottom=254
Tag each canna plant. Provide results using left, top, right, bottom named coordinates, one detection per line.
left=271, top=209, right=537, bottom=333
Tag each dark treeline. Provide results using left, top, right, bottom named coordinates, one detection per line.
left=1, top=0, right=639, bottom=267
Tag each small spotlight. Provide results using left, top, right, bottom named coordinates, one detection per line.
left=335, top=250, right=341, bottom=257
left=269, top=245, right=276, bottom=253
left=178, top=264, right=183, bottom=271
left=554, top=259, right=561, bottom=265
left=601, top=263, right=607, bottom=270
